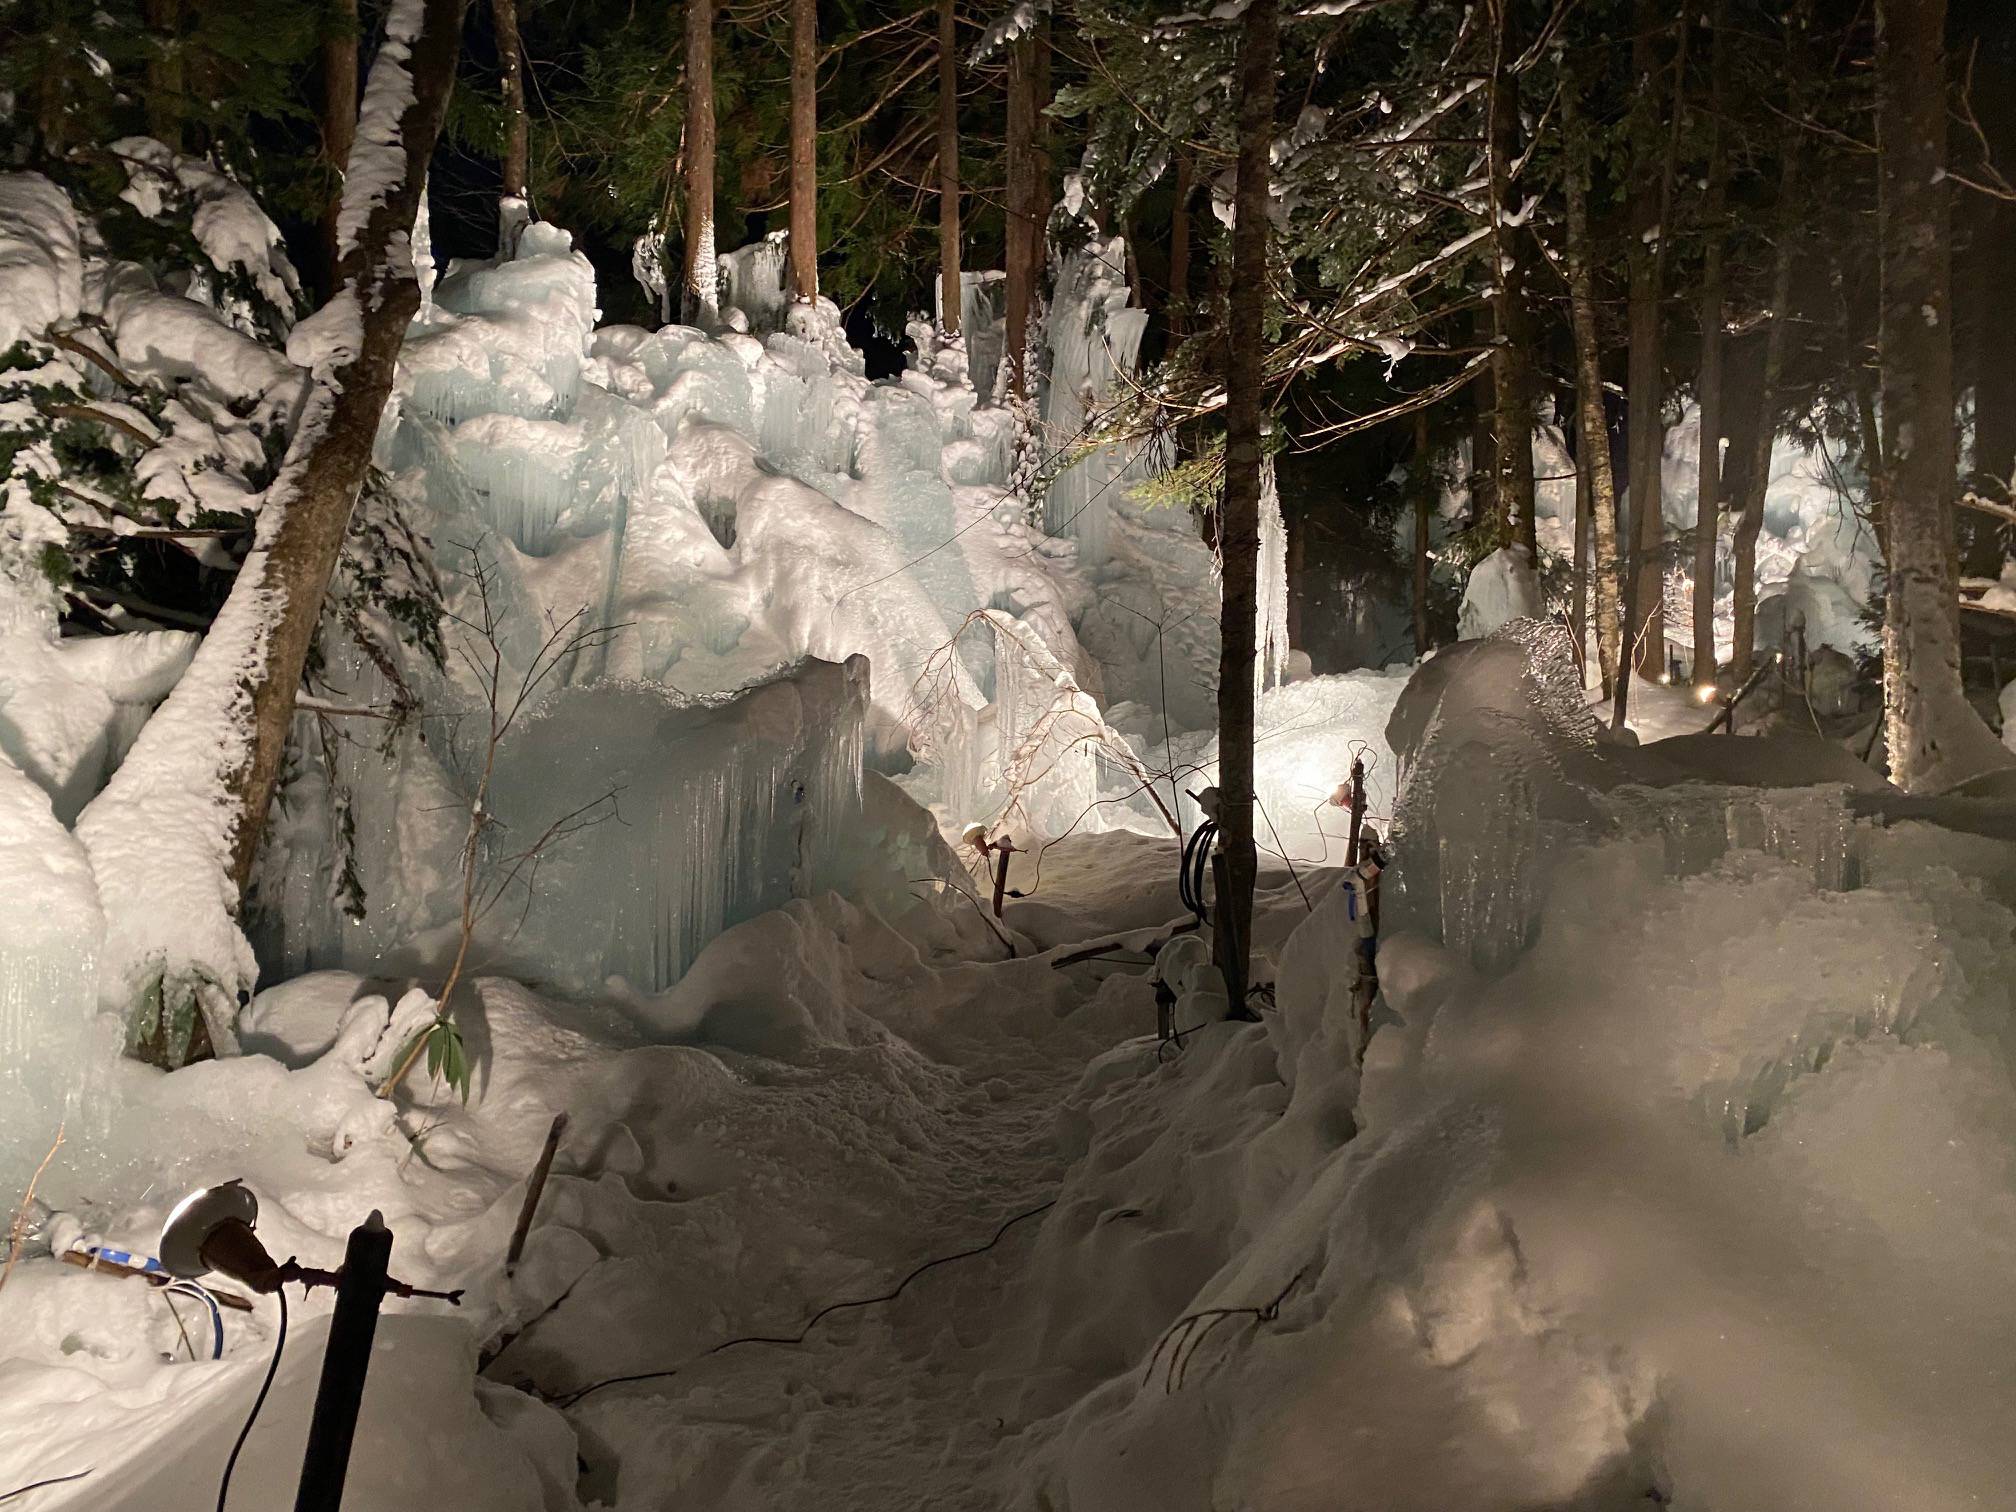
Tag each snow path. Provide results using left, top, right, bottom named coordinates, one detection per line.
left=488, top=837, right=1242, bottom=1510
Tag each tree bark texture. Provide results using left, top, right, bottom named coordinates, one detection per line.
left=1212, top=0, right=1278, bottom=1009
left=1486, top=0, right=1537, bottom=558
left=494, top=0, right=529, bottom=200
left=1003, top=36, right=1036, bottom=398
left=228, top=0, right=471, bottom=894
left=1875, top=0, right=2011, bottom=790
left=1168, top=148, right=1194, bottom=336
left=683, top=0, right=717, bottom=324
left=788, top=0, right=818, bottom=302
left=1691, top=0, right=1729, bottom=683
left=320, top=0, right=359, bottom=295
left=937, top=0, right=961, bottom=335
left=1563, top=72, right=1622, bottom=698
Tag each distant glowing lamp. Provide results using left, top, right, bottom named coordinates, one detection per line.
left=1694, top=683, right=1720, bottom=705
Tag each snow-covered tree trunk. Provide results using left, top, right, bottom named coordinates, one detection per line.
left=1564, top=75, right=1622, bottom=699
left=1691, top=0, right=1728, bottom=686
left=1874, top=0, right=2012, bottom=791
left=937, top=0, right=961, bottom=337
left=788, top=0, right=818, bottom=303
left=320, top=0, right=359, bottom=294
left=75, top=0, right=470, bottom=1068
left=682, top=0, right=718, bottom=325
left=1212, top=0, right=1278, bottom=1010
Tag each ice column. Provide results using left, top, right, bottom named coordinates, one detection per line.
left=0, top=756, right=105, bottom=1192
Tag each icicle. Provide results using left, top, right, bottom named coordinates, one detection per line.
left=1257, top=454, right=1290, bottom=693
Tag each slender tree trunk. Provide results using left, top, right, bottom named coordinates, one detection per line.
left=1691, top=0, right=1729, bottom=684
left=321, top=0, right=360, bottom=298
left=1564, top=74, right=1622, bottom=699
left=494, top=0, right=529, bottom=202
left=937, top=0, right=961, bottom=336
left=1875, top=0, right=2011, bottom=790
left=1413, top=407, right=1435, bottom=657
left=1031, top=11, right=1053, bottom=300
left=683, top=0, right=717, bottom=325
left=788, top=0, right=818, bottom=303
left=1573, top=404, right=1591, bottom=661
left=143, top=0, right=184, bottom=151
left=1469, top=313, right=1498, bottom=535
left=1168, top=148, right=1194, bottom=337
left=1003, top=36, right=1036, bottom=399
left=1486, top=0, right=1537, bottom=557
left=1732, top=17, right=1804, bottom=681
left=1212, top=0, right=1277, bottom=1010
left=1623, top=1, right=1688, bottom=685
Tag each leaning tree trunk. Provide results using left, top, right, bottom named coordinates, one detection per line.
left=1486, top=0, right=1537, bottom=557
left=320, top=0, right=359, bottom=297
left=76, top=0, right=470, bottom=1069
left=1875, top=0, right=2012, bottom=791
left=936, top=0, right=961, bottom=335
left=494, top=0, right=529, bottom=202
left=682, top=0, right=717, bottom=324
left=788, top=0, right=818, bottom=303
left=1212, top=0, right=1278, bottom=1011
left=1564, top=72, right=1622, bottom=698
left=1003, top=35, right=1036, bottom=399
left=1691, top=0, right=1729, bottom=685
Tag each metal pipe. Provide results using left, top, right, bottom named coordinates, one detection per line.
left=294, top=1213, right=393, bottom=1512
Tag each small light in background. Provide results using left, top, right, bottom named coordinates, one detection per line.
left=1695, top=684, right=1719, bottom=705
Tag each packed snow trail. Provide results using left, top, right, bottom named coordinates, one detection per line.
left=489, top=835, right=1306, bottom=1510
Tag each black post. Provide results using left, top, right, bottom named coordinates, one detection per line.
left=1344, top=756, right=1367, bottom=867
left=295, top=1212, right=393, bottom=1512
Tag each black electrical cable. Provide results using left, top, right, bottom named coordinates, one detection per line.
left=1178, top=820, right=1217, bottom=921
left=216, top=1286, right=287, bottom=1512
left=0, top=1471, right=91, bottom=1504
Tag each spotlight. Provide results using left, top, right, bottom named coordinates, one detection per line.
left=160, top=1180, right=285, bottom=1291
left=1694, top=683, right=1720, bottom=705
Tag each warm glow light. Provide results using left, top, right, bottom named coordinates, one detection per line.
left=1695, top=684, right=1718, bottom=704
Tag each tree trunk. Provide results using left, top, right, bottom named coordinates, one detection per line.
left=1003, top=36, right=1036, bottom=399
left=1691, top=0, right=1729, bottom=685
left=320, top=0, right=359, bottom=298
left=1573, top=404, right=1591, bottom=661
left=683, top=0, right=717, bottom=325
left=788, top=0, right=818, bottom=303
left=143, top=0, right=184, bottom=152
left=79, top=0, right=469, bottom=1069
left=1168, top=148, right=1193, bottom=337
left=1875, top=0, right=2011, bottom=790
left=494, top=0, right=529, bottom=202
left=1031, top=10, right=1053, bottom=301
left=1732, top=20, right=1803, bottom=682
left=1486, top=0, right=1537, bottom=557
left=936, top=0, right=961, bottom=336
left=1212, top=0, right=1277, bottom=1011
left=1413, top=408, right=1434, bottom=657
left=1563, top=73, right=1622, bottom=698
left=1623, top=0, right=1687, bottom=685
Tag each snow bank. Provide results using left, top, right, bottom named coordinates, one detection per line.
left=0, top=173, right=82, bottom=350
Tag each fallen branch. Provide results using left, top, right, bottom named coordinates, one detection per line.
left=0, top=1124, right=64, bottom=1299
